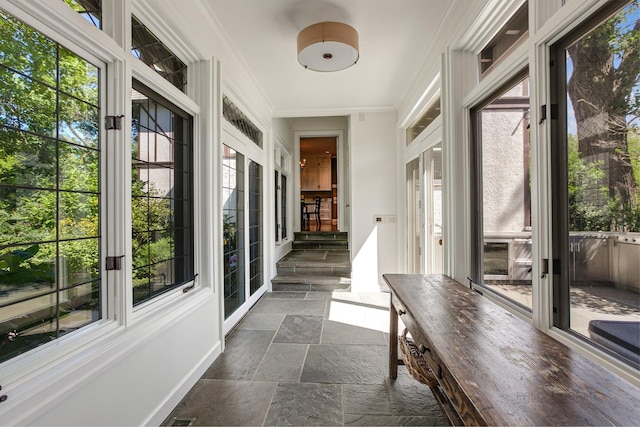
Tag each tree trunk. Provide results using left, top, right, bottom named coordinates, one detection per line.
left=567, top=19, right=638, bottom=206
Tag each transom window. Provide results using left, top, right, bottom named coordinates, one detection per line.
left=406, top=98, right=441, bottom=145
left=131, top=16, right=187, bottom=92
left=222, top=95, right=263, bottom=147
left=479, top=1, right=528, bottom=78
left=64, top=0, right=101, bottom=29
left=0, top=11, right=102, bottom=363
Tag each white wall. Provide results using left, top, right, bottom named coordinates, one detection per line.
left=1, top=289, right=220, bottom=426
left=349, top=112, right=398, bottom=292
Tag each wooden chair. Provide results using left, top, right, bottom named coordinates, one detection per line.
left=304, top=196, right=322, bottom=231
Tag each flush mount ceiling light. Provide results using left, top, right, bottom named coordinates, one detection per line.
left=297, top=22, right=359, bottom=72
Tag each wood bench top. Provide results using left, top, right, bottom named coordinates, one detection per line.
left=383, top=273, right=640, bottom=426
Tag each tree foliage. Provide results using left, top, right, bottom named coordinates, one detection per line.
left=567, top=0, right=640, bottom=231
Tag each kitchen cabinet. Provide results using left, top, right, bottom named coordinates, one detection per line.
left=301, top=157, right=331, bottom=191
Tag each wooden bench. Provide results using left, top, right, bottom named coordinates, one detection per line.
left=383, top=274, right=640, bottom=426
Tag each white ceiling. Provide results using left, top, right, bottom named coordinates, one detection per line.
left=202, top=0, right=459, bottom=117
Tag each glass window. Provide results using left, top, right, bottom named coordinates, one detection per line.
left=222, top=95, right=263, bottom=148
left=275, top=170, right=288, bottom=243
left=131, top=16, right=187, bottom=92
left=131, top=80, right=193, bottom=306
left=479, top=2, right=528, bottom=78
left=281, top=174, right=287, bottom=240
left=275, top=171, right=279, bottom=243
left=64, top=0, right=101, bottom=29
left=471, top=73, right=532, bottom=312
left=222, top=145, right=245, bottom=318
left=0, top=11, right=101, bottom=363
left=551, top=1, right=640, bottom=367
left=249, top=161, right=263, bottom=296
left=406, top=98, right=441, bottom=145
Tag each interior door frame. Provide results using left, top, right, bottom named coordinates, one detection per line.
left=295, top=130, right=346, bottom=231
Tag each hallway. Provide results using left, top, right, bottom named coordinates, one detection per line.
left=163, top=291, right=447, bottom=426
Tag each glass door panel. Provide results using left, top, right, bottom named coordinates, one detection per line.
left=424, top=143, right=443, bottom=274
left=222, top=145, right=245, bottom=319
left=406, top=158, right=421, bottom=273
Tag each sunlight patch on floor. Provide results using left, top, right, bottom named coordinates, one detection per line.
left=326, top=292, right=390, bottom=332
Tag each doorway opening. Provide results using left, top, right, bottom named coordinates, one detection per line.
left=300, top=137, right=338, bottom=232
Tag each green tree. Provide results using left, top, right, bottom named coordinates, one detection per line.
left=567, top=0, right=640, bottom=231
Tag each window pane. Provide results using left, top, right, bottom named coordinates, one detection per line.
left=131, top=82, right=193, bottom=305
left=249, top=161, right=263, bottom=296
left=63, top=0, right=102, bottom=29
left=275, top=171, right=279, bottom=242
left=0, top=66, right=57, bottom=135
left=59, top=193, right=99, bottom=239
left=223, top=145, right=245, bottom=318
left=0, top=12, right=102, bottom=364
left=58, top=93, right=99, bottom=148
left=281, top=174, right=287, bottom=240
left=0, top=14, right=57, bottom=85
left=131, top=16, right=187, bottom=92
left=407, top=98, right=441, bottom=144
left=0, top=188, right=57, bottom=246
left=59, top=46, right=99, bottom=105
left=0, top=129, right=56, bottom=188
left=474, top=75, right=532, bottom=311
left=479, top=2, right=528, bottom=77
left=222, top=95, right=263, bottom=147
left=553, top=1, right=640, bottom=366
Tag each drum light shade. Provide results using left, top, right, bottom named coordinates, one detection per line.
left=297, top=22, right=359, bottom=72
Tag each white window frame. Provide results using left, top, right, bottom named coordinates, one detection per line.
left=0, top=0, right=211, bottom=399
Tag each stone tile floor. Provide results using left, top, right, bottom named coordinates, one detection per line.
left=163, top=291, right=448, bottom=426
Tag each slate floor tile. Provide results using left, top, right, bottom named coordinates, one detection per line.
left=343, top=383, right=391, bottom=415
left=236, top=313, right=285, bottom=331
left=252, top=343, right=307, bottom=382
left=387, top=367, right=446, bottom=419
left=273, top=314, right=323, bottom=344
left=262, top=291, right=308, bottom=299
left=250, top=298, right=326, bottom=315
left=301, top=344, right=384, bottom=384
left=202, top=330, right=274, bottom=380
left=164, top=379, right=276, bottom=426
left=264, top=383, right=343, bottom=426
left=322, top=320, right=387, bottom=345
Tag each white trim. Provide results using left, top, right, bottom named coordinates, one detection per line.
left=3, top=0, right=125, bottom=63
left=4, top=289, right=213, bottom=425
left=132, top=0, right=202, bottom=65
left=275, top=105, right=396, bottom=119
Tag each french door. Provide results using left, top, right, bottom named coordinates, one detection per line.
left=222, top=142, right=265, bottom=331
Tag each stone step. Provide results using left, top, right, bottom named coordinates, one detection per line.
left=294, top=231, right=348, bottom=242
left=271, top=274, right=351, bottom=292
left=276, top=249, right=351, bottom=276
left=292, top=240, right=348, bottom=250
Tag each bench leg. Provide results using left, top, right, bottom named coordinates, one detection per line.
left=389, top=299, right=398, bottom=379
